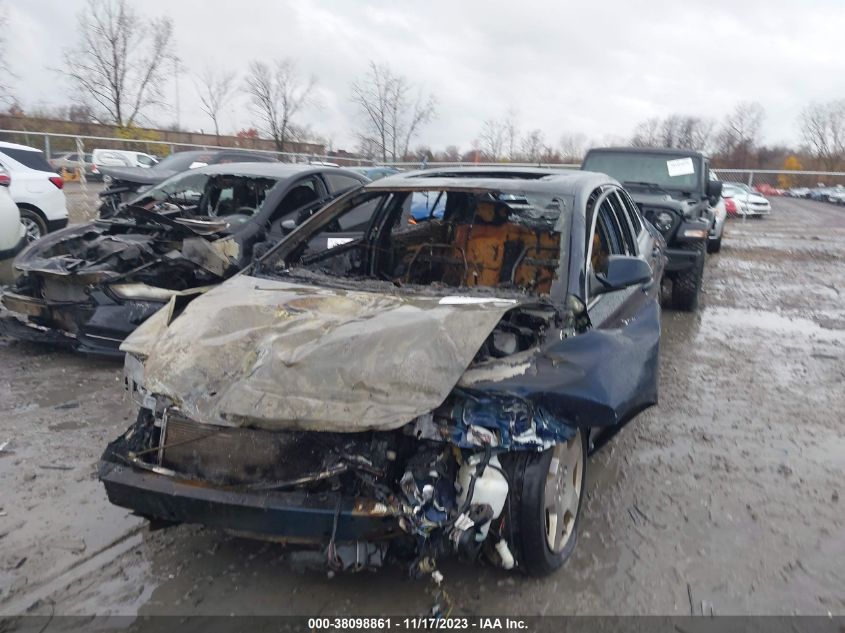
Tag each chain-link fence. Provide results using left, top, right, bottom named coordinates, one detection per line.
left=0, top=129, right=376, bottom=168
left=712, top=169, right=845, bottom=192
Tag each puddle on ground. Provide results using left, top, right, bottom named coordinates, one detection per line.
left=698, top=307, right=845, bottom=344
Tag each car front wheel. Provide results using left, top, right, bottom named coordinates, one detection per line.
left=19, top=209, right=47, bottom=243
left=512, top=430, right=587, bottom=576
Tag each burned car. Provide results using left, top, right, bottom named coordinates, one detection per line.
left=0, top=163, right=368, bottom=355
left=97, top=149, right=279, bottom=217
left=99, top=171, right=665, bottom=576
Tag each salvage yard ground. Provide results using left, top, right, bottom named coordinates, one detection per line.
left=0, top=195, right=843, bottom=617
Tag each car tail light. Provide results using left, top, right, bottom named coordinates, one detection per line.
left=724, top=198, right=737, bottom=215
left=0, top=169, right=9, bottom=187
left=49, top=176, right=64, bottom=189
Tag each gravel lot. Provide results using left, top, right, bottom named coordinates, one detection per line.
left=0, top=196, right=843, bottom=617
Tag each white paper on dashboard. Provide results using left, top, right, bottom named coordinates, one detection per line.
left=666, top=157, right=695, bottom=177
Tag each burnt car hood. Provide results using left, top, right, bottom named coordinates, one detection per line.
left=121, top=275, right=524, bottom=432
left=14, top=218, right=239, bottom=282
left=99, top=166, right=176, bottom=185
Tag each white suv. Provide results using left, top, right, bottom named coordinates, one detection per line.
left=0, top=141, right=69, bottom=242
left=0, top=165, right=26, bottom=265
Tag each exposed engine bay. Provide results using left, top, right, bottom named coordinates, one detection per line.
left=104, top=399, right=548, bottom=574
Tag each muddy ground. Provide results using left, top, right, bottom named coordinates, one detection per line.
left=0, top=195, right=843, bottom=618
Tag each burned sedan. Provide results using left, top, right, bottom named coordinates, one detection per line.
left=0, top=163, right=368, bottom=355
left=100, top=171, right=665, bottom=576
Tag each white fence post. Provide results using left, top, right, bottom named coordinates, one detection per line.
left=75, top=136, right=89, bottom=219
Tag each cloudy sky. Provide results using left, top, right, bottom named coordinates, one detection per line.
left=5, top=0, right=845, bottom=153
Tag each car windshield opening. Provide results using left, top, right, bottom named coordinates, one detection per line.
left=262, top=188, right=566, bottom=297
left=126, top=171, right=280, bottom=221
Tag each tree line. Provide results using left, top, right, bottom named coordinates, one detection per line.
left=1, top=0, right=844, bottom=170
left=0, top=0, right=439, bottom=159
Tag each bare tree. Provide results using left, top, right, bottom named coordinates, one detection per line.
left=799, top=100, right=845, bottom=170
left=631, top=117, right=661, bottom=147
left=715, top=101, right=765, bottom=166
left=479, top=118, right=505, bottom=160
left=504, top=109, right=519, bottom=160
left=244, top=59, right=315, bottom=153
left=661, top=115, right=715, bottom=152
left=631, top=115, right=714, bottom=152
left=195, top=66, right=237, bottom=139
left=558, top=132, right=587, bottom=162
left=60, top=0, right=174, bottom=127
left=441, top=145, right=461, bottom=162
left=0, top=1, right=12, bottom=104
left=520, top=129, right=546, bottom=163
left=350, top=62, right=436, bottom=162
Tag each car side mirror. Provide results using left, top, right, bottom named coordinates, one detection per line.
left=281, top=219, right=297, bottom=235
left=706, top=180, right=723, bottom=201
left=593, top=255, right=652, bottom=294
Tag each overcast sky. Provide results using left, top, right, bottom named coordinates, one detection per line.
left=6, top=0, right=845, bottom=153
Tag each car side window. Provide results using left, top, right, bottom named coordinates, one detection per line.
left=324, top=173, right=364, bottom=195
left=608, top=190, right=637, bottom=254
left=588, top=190, right=627, bottom=276
left=137, top=155, right=155, bottom=167
left=618, top=189, right=644, bottom=236
left=271, top=176, right=324, bottom=222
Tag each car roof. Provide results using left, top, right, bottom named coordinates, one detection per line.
left=185, top=162, right=367, bottom=179
left=401, top=166, right=563, bottom=178
left=587, top=146, right=707, bottom=159
left=0, top=140, right=42, bottom=152
left=172, top=149, right=273, bottom=157
left=364, top=168, right=618, bottom=196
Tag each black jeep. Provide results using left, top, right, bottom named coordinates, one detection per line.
left=581, top=147, right=722, bottom=311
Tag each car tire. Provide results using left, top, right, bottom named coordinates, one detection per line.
left=706, top=236, right=722, bottom=254
left=19, top=208, right=47, bottom=243
left=511, top=430, right=587, bottom=577
left=671, top=240, right=705, bottom=311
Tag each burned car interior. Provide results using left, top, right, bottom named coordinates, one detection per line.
left=266, top=188, right=563, bottom=295
left=130, top=171, right=280, bottom=224
left=99, top=173, right=665, bottom=578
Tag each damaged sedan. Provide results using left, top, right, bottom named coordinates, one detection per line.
left=0, top=163, right=368, bottom=356
left=99, top=171, right=665, bottom=576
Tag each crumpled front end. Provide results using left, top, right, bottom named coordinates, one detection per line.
left=100, top=277, right=660, bottom=574
left=100, top=393, right=573, bottom=573
left=101, top=279, right=590, bottom=572
left=0, top=220, right=238, bottom=355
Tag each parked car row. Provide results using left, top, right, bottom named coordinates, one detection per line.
left=787, top=184, right=845, bottom=204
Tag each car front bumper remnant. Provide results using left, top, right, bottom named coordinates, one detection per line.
left=98, top=459, right=403, bottom=544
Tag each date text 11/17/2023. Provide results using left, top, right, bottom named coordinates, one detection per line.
left=306, top=617, right=530, bottom=630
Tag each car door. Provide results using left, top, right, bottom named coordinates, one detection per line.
left=584, top=186, right=662, bottom=450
